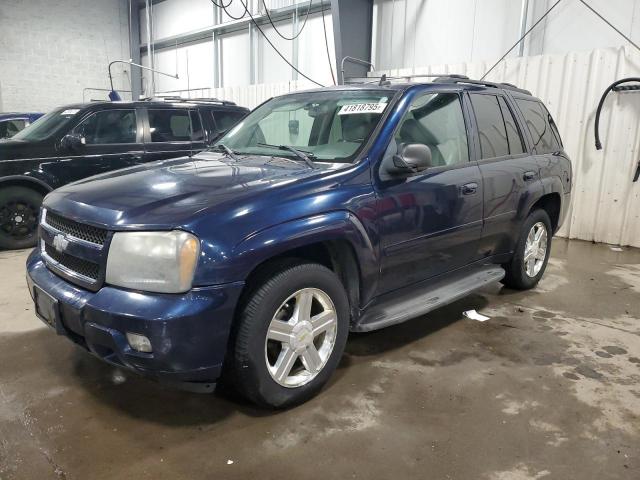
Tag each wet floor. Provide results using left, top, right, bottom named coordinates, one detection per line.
left=1, top=239, right=639, bottom=479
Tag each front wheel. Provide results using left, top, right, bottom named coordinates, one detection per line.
left=0, top=186, right=43, bottom=250
left=229, top=262, right=350, bottom=408
left=501, top=209, right=552, bottom=290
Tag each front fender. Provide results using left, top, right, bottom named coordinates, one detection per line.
left=201, top=210, right=379, bottom=301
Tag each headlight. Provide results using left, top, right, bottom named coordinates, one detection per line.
left=106, top=231, right=200, bottom=293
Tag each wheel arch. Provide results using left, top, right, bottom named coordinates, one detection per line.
left=232, top=211, right=379, bottom=324
left=0, top=175, right=52, bottom=197
left=530, top=191, right=562, bottom=234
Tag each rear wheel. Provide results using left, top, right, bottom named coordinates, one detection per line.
left=502, top=209, right=552, bottom=290
left=229, top=262, right=349, bottom=408
left=0, top=187, right=43, bottom=250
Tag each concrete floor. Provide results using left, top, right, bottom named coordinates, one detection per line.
left=0, top=239, right=639, bottom=480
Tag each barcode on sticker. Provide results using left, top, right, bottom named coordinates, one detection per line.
left=338, top=103, right=387, bottom=115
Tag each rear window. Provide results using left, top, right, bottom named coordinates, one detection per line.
left=515, top=99, right=562, bottom=154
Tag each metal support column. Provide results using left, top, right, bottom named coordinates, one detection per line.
left=330, top=0, right=374, bottom=83
left=518, top=0, right=530, bottom=56
left=129, top=0, right=142, bottom=100
left=292, top=7, right=299, bottom=81
left=213, top=4, right=222, bottom=88
left=144, top=0, right=155, bottom=96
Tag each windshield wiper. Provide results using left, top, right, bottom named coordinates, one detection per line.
left=256, top=143, right=316, bottom=169
left=210, top=143, right=239, bottom=162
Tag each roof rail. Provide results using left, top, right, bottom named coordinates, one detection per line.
left=342, top=73, right=532, bottom=95
left=140, top=96, right=237, bottom=106
left=433, top=76, right=532, bottom=95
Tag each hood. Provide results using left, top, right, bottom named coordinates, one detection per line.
left=44, top=152, right=345, bottom=230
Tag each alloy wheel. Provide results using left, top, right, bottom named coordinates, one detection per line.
left=264, top=288, right=338, bottom=388
left=523, top=221, right=548, bottom=277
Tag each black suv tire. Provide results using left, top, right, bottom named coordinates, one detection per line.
left=229, top=261, right=349, bottom=408
left=0, top=186, right=43, bottom=250
left=502, top=209, right=553, bottom=290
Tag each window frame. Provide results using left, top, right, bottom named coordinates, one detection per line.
left=380, top=89, right=474, bottom=178
left=189, top=110, right=206, bottom=142
left=70, top=108, right=142, bottom=146
left=466, top=91, right=531, bottom=164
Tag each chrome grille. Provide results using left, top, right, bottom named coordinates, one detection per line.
left=44, top=242, right=100, bottom=281
left=45, top=211, right=107, bottom=246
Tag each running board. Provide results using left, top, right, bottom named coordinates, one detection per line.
left=352, top=265, right=505, bottom=332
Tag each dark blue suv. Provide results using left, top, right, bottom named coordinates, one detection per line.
left=26, top=77, right=572, bottom=407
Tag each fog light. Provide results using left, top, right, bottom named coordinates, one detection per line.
left=126, top=332, right=153, bottom=353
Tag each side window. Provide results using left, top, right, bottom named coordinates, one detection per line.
left=213, top=111, right=246, bottom=134
left=0, top=119, right=26, bottom=138
left=497, top=97, right=525, bottom=155
left=393, top=92, right=469, bottom=167
left=190, top=111, right=205, bottom=141
left=515, top=99, right=561, bottom=154
left=469, top=94, right=509, bottom=159
left=148, top=109, right=191, bottom=142
left=74, top=110, right=137, bottom=144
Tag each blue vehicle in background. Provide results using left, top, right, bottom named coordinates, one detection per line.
left=0, top=112, right=43, bottom=139
left=26, top=77, right=572, bottom=408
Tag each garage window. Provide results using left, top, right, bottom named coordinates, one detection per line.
left=148, top=109, right=191, bottom=142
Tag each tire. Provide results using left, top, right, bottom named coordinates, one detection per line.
left=229, top=261, right=350, bottom=408
left=501, top=209, right=553, bottom=290
left=0, top=186, right=43, bottom=250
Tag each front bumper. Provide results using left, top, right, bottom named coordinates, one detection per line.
left=26, top=250, right=244, bottom=391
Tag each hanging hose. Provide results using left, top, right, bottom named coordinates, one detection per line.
left=594, top=77, right=640, bottom=149
left=594, top=77, right=640, bottom=182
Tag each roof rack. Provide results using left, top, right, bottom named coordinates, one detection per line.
left=431, top=76, right=532, bottom=95
left=140, top=96, right=237, bottom=106
left=343, top=73, right=532, bottom=95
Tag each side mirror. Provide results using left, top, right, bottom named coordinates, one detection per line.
left=60, top=133, right=85, bottom=151
left=387, top=143, right=432, bottom=175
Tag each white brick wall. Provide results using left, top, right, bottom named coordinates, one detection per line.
left=0, top=0, right=131, bottom=112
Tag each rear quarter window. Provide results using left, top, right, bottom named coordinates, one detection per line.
left=515, top=99, right=562, bottom=154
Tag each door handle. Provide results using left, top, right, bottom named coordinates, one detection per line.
left=461, top=182, right=478, bottom=195
left=523, top=171, right=537, bottom=181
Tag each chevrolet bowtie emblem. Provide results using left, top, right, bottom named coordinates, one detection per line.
left=53, top=234, right=69, bottom=252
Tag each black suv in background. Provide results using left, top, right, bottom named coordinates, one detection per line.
left=0, top=98, right=249, bottom=249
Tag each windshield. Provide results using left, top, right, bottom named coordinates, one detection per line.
left=216, top=90, right=394, bottom=163
left=12, top=108, right=81, bottom=142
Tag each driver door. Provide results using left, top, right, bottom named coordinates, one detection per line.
left=46, top=108, right=144, bottom=185
left=374, top=90, right=484, bottom=294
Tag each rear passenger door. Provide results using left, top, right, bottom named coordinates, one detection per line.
left=467, top=92, right=543, bottom=257
left=142, top=108, right=194, bottom=163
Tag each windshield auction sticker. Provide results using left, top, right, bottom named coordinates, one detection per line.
left=338, top=102, right=387, bottom=115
